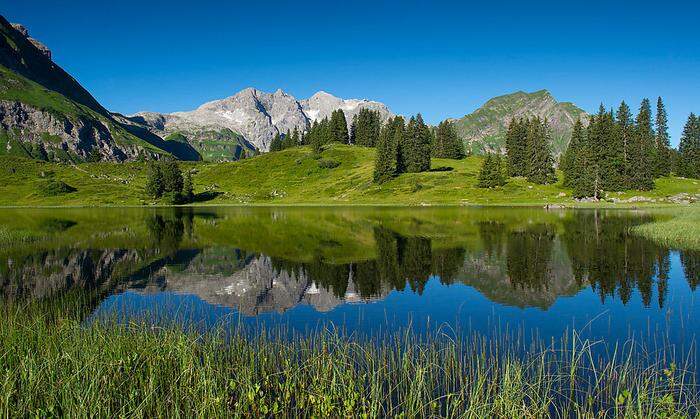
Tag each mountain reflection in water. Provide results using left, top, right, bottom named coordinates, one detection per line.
left=1, top=207, right=698, bottom=340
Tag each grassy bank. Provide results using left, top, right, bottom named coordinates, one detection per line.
left=633, top=206, right=700, bottom=250
left=1, top=145, right=699, bottom=207
left=1, top=300, right=698, bottom=417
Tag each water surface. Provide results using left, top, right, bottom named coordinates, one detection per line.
left=1, top=207, right=698, bottom=351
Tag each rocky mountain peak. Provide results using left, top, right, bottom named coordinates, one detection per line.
left=136, top=88, right=394, bottom=152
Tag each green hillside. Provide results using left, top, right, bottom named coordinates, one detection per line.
left=0, top=16, right=191, bottom=162
left=450, top=90, right=589, bottom=156
left=0, top=144, right=697, bottom=207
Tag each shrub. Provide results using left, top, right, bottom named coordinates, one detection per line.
left=39, top=179, right=77, bottom=196
left=318, top=159, right=341, bottom=169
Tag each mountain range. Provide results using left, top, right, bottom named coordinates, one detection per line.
left=1, top=16, right=588, bottom=162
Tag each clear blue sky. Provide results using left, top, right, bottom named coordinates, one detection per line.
left=4, top=0, right=699, bottom=145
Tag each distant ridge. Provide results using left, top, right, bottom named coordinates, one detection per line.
left=449, top=90, right=589, bottom=156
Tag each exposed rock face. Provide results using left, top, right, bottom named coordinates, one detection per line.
left=0, top=100, right=153, bottom=161
left=0, top=17, right=174, bottom=161
left=300, top=90, right=393, bottom=126
left=10, top=23, right=50, bottom=59
left=449, top=90, right=589, bottom=156
left=134, top=89, right=394, bottom=152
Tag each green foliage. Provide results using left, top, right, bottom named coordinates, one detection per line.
left=183, top=170, right=194, bottom=201
left=505, top=118, right=529, bottom=176
left=432, top=120, right=464, bottom=159
left=403, top=114, right=432, bottom=173
left=373, top=117, right=399, bottom=183
left=526, top=118, right=557, bottom=185
left=39, top=179, right=77, bottom=196
left=628, top=99, right=656, bottom=190
left=317, top=158, right=341, bottom=169
left=145, top=160, right=189, bottom=202
left=330, top=110, right=349, bottom=143
left=477, top=153, right=506, bottom=188
left=560, top=119, right=583, bottom=187
left=350, top=108, right=381, bottom=147
left=654, top=97, right=671, bottom=177
left=269, top=133, right=283, bottom=152
left=678, top=113, right=700, bottom=179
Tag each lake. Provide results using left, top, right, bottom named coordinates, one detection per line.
left=1, top=207, right=698, bottom=353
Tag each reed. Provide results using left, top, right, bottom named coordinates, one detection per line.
left=1, top=299, right=698, bottom=418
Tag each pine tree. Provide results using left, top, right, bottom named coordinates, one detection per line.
left=161, top=160, right=184, bottom=195
left=352, top=109, right=381, bottom=147
left=654, top=97, right=671, bottom=177
left=183, top=170, right=194, bottom=202
left=330, top=110, right=349, bottom=143
left=505, top=118, right=529, bottom=176
left=561, top=119, right=584, bottom=187
left=477, top=153, right=506, bottom=188
left=393, top=117, right=407, bottom=174
left=678, top=113, right=700, bottom=179
left=281, top=130, right=296, bottom=149
left=403, top=114, right=432, bottom=172
left=145, top=161, right=165, bottom=198
left=629, top=99, right=655, bottom=190
left=526, top=117, right=557, bottom=184
left=615, top=101, right=634, bottom=187
left=374, top=117, right=398, bottom=183
left=269, top=133, right=283, bottom=152
left=571, top=123, right=598, bottom=199
left=601, top=106, right=625, bottom=191
left=432, top=121, right=464, bottom=159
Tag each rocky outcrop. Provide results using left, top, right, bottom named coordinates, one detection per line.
left=133, top=89, right=394, bottom=152
left=0, top=100, right=153, bottom=161
left=10, top=23, right=51, bottom=59
left=0, top=17, right=176, bottom=161
left=300, top=90, right=393, bottom=127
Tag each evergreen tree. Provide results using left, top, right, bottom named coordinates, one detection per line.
left=373, top=117, right=398, bottom=183
left=526, top=117, right=557, bottom=184
left=432, top=121, right=464, bottom=159
left=269, top=133, right=283, bottom=152
left=571, top=121, right=598, bottom=199
left=403, top=114, right=432, bottom=173
left=330, top=110, right=349, bottom=143
left=654, top=97, right=671, bottom=177
left=477, top=153, right=506, bottom=188
left=161, top=160, right=184, bottom=195
left=183, top=170, right=194, bottom=202
left=678, top=113, right=700, bottom=178
left=393, top=116, right=407, bottom=174
left=561, top=119, right=584, bottom=187
left=281, top=130, right=296, bottom=149
left=629, top=99, right=655, bottom=190
left=145, top=161, right=165, bottom=198
left=615, top=101, right=634, bottom=187
left=351, top=108, right=381, bottom=147
left=505, top=118, right=529, bottom=176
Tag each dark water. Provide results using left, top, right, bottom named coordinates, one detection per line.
left=1, top=207, right=698, bottom=349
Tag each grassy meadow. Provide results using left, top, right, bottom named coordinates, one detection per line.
left=1, top=144, right=699, bottom=207
left=633, top=207, right=700, bottom=250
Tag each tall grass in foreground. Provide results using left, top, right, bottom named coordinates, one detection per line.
left=633, top=207, right=700, bottom=250
left=0, top=226, right=41, bottom=246
left=0, top=301, right=698, bottom=418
